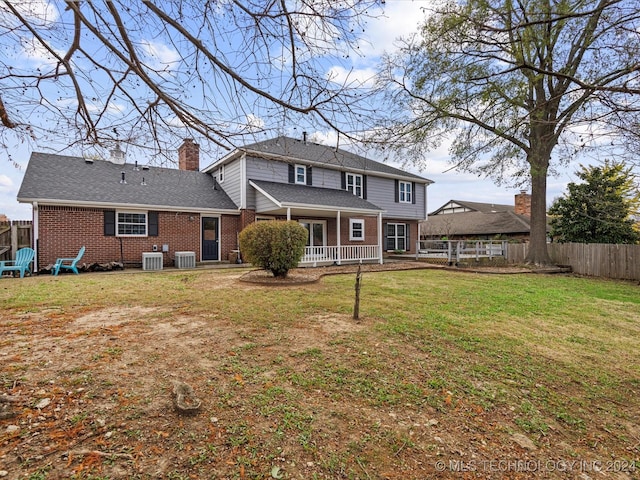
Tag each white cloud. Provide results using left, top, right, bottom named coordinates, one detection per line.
left=327, top=65, right=377, bottom=88
left=20, top=35, right=62, bottom=68
left=140, top=40, right=181, bottom=69
left=1, top=0, right=59, bottom=26
left=355, top=1, right=430, bottom=60
left=0, top=174, right=13, bottom=193
left=245, top=114, right=265, bottom=132
left=327, top=66, right=376, bottom=88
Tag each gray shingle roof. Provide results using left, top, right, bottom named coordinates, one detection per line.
left=212, top=136, right=432, bottom=183
left=430, top=199, right=514, bottom=215
left=18, top=152, right=238, bottom=211
left=250, top=179, right=384, bottom=212
left=421, top=211, right=534, bottom=237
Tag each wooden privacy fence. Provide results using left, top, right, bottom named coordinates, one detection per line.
left=507, top=242, right=640, bottom=281
left=0, top=221, right=33, bottom=261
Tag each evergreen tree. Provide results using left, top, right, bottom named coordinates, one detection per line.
left=549, top=162, right=640, bottom=244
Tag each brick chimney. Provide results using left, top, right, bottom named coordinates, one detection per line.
left=514, top=190, right=531, bottom=216
left=178, top=138, right=200, bottom=171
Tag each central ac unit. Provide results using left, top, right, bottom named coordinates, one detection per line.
left=175, top=251, right=196, bottom=269
left=142, top=252, right=163, bottom=271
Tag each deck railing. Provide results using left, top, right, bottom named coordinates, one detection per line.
left=417, top=240, right=507, bottom=263
left=300, top=245, right=380, bottom=266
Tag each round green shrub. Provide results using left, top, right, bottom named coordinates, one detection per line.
left=238, top=221, right=308, bottom=278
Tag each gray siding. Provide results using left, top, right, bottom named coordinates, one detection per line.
left=219, top=158, right=242, bottom=207
left=255, top=192, right=280, bottom=213
left=310, top=167, right=341, bottom=190
left=245, top=156, right=343, bottom=208
left=243, top=155, right=426, bottom=219
left=245, top=156, right=288, bottom=209
left=367, top=176, right=426, bottom=220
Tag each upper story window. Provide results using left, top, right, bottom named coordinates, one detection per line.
left=346, top=173, right=363, bottom=198
left=295, top=164, right=307, bottom=185
left=117, top=211, right=147, bottom=236
left=218, top=164, right=224, bottom=183
left=288, top=164, right=312, bottom=186
left=399, top=181, right=412, bottom=203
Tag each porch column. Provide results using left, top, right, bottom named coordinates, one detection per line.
left=378, top=212, right=383, bottom=264
left=286, top=207, right=291, bottom=221
left=336, top=210, right=341, bottom=265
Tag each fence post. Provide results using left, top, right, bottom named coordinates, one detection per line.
left=11, top=222, right=18, bottom=260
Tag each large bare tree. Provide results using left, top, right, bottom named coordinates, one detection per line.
left=375, top=0, right=640, bottom=265
left=0, top=0, right=379, bottom=160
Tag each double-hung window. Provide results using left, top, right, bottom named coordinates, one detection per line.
left=117, top=211, right=147, bottom=236
left=350, top=219, right=365, bottom=241
left=295, top=164, right=307, bottom=185
left=399, top=181, right=412, bottom=203
left=218, top=165, right=224, bottom=183
left=346, top=173, right=363, bottom=198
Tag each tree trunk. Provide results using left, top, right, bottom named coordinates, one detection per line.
left=525, top=155, right=553, bottom=266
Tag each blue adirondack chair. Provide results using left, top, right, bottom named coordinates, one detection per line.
left=52, top=246, right=86, bottom=276
left=0, top=247, right=35, bottom=278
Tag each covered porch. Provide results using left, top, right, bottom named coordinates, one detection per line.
left=249, top=180, right=385, bottom=266
left=298, top=226, right=382, bottom=266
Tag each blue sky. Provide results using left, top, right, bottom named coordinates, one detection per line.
left=0, top=0, right=579, bottom=221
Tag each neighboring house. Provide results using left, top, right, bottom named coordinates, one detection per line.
left=420, top=191, right=540, bottom=241
left=18, top=136, right=433, bottom=270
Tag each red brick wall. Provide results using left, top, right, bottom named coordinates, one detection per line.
left=328, top=216, right=379, bottom=246
left=515, top=191, right=532, bottom=216
left=239, top=209, right=256, bottom=230
left=220, top=214, right=241, bottom=261
left=178, top=138, right=200, bottom=171
left=37, top=205, right=238, bottom=268
left=236, top=214, right=418, bottom=253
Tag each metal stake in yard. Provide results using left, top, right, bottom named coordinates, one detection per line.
left=353, top=263, right=362, bottom=320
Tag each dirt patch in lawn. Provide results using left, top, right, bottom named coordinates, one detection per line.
left=0, top=264, right=635, bottom=479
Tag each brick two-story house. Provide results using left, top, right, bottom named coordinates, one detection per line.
left=18, top=136, right=432, bottom=270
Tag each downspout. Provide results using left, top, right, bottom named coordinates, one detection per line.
left=240, top=153, right=247, bottom=210
left=32, top=202, right=38, bottom=272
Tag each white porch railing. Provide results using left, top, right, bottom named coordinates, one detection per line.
left=299, top=245, right=380, bottom=266
left=417, top=240, right=507, bottom=263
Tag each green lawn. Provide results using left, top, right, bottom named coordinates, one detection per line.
left=1, top=268, right=638, bottom=479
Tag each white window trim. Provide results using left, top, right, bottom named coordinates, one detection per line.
left=349, top=218, right=365, bottom=241
left=386, top=222, right=407, bottom=251
left=399, top=181, right=412, bottom=203
left=116, top=210, right=148, bottom=237
left=295, top=164, right=307, bottom=185
left=256, top=215, right=276, bottom=222
left=218, top=164, right=224, bottom=183
left=298, top=219, right=327, bottom=247
left=346, top=173, right=363, bottom=198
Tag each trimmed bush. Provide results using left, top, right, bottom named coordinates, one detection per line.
left=239, top=221, right=308, bottom=278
